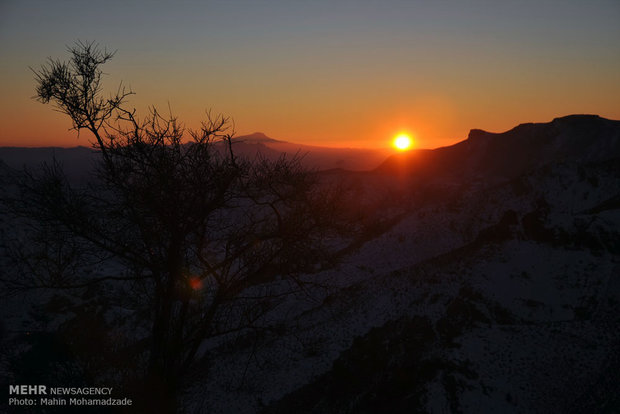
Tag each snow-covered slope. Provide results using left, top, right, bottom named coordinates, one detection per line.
left=2, top=115, right=619, bottom=413
left=185, top=115, right=620, bottom=413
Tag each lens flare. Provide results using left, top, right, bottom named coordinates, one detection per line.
left=189, top=277, right=202, bottom=290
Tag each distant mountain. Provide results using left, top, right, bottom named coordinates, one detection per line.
left=234, top=132, right=283, bottom=143
left=0, top=133, right=392, bottom=174
left=232, top=132, right=392, bottom=171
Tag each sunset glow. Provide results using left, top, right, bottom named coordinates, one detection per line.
left=0, top=2, right=619, bottom=149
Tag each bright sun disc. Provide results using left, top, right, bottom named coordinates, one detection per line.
left=393, top=134, right=412, bottom=151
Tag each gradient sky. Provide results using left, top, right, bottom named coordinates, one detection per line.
left=1, top=0, right=619, bottom=149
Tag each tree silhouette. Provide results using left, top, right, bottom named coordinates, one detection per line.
left=2, top=41, right=354, bottom=412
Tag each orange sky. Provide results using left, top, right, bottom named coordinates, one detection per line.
left=1, top=1, right=619, bottom=149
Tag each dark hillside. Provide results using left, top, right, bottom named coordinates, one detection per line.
left=375, top=115, right=620, bottom=181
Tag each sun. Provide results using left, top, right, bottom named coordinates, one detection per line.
left=393, top=133, right=413, bottom=151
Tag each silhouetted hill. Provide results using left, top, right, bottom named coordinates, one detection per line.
left=375, top=115, right=620, bottom=181
left=259, top=115, right=620, bottom=414
left=235, top=132, right=283, bottom=143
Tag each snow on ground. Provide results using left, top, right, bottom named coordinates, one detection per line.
left=186, top=158, right=619, bottom=413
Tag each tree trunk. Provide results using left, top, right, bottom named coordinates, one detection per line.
left=143, top=246, right=183, bottom=411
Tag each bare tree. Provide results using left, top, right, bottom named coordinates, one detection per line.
left=2, top=41, right=355, bottom=412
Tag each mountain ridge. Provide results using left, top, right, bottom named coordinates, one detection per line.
left=375, top=114, right=620, bottom=180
